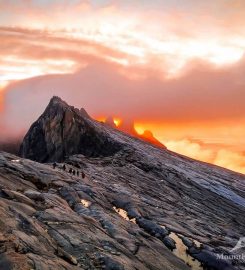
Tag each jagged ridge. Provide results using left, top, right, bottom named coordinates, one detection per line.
left=20, top=96, right=124, bottom=162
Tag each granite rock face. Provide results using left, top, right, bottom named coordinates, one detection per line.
left=19, top=97, right=123, bottom=162
left=0, top=152, right=193, bottom=270
left=1, top=97, right=244, bottom=270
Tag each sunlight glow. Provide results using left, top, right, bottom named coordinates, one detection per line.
left=113, top=118, right=122, bottom=127
left=0, top=81, right=9, bottom=91
left=0, top=56, right=79, bottom=83
left=135, top=121, right=245, bottom=174
left=66, top=27, right=245, bottom=76
left=0, top=1, right=244, bottom=173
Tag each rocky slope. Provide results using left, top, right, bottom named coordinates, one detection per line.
left=0, top=151, right=194, bottom=270
left=0, top=96, right=244, bottom=270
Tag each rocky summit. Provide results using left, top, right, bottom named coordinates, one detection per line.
left=19, top=97, right=123, bottom=162
left=0, top=97, right=245, bottom=270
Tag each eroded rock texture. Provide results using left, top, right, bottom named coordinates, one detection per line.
left=20, top=97, right=123, bottom=162
left=1, top=97, right=244, bottom=270
left=0, top=152, right=194, bottom=270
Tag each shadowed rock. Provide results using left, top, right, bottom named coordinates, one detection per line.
left=20, top=96, right=123, bottom=162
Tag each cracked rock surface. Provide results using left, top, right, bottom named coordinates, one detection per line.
left=0, top=152, right=193, bottom=270
left=0, top=97, right=244, bottom=270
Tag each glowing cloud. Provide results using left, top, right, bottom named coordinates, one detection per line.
left=1, top=0, right=245, bottom=83
left=0, top=0, right=244, bottom=174
left=163, top=139, right=245, bottom=174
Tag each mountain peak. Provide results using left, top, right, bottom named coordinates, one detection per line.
left=46, top=96, right=90, bottom=119
left=20, top=97, right=169, bottom=163
left=50, top=95, right=64, bottom=103
left=19, top=97, right=123, bottom=162
left=47, top=96, right=69, bottom=109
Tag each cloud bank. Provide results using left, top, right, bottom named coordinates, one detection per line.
left=0, top=1, right=244, bottom=173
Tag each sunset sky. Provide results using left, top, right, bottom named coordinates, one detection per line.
left=0, top=0, right=245, bottom=173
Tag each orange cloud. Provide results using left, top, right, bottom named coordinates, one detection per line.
left=162, top=138, right=245, bottom=174
left=164, top=139, right=215, bottom=162
left=0, top=1, right=245, bottom=174
left=214, top=149, right=245, bottom=174
left=1, top=0, right=245, bottom=79
left=1, top=55, right=245, bottom=134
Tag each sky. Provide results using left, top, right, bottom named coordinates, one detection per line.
left=0, top=0, right=244, bottom=173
